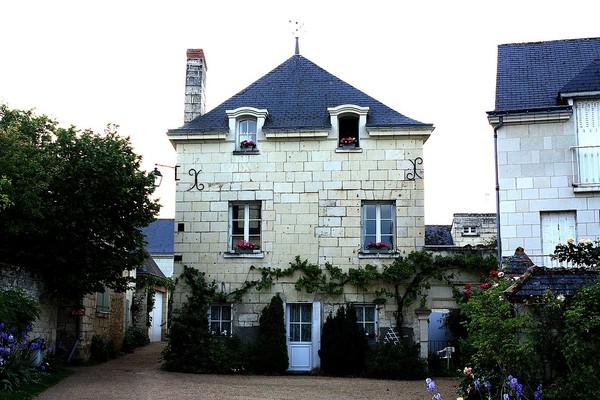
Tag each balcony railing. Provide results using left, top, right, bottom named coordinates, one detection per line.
left=571, top=145, right=600, bottom=186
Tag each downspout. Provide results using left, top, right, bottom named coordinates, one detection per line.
left=493, top=116, right=504, bottom=269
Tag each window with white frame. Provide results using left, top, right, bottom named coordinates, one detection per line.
left=230, top=202, right=261, bottom=252
left=338, top=115, right=359, bottom=147
left=237, top=118, right=257, bottom=150
left=354, top=304, right=377, bottom=339
left=209, top=304, right=232, bottom=336
left=362, top=202, right=394, bottom=251
left=462, top=226, right=478, bottom=236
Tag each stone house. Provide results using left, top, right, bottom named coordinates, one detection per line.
left=488, top=37, right=600, bottom=266
left=166, top=46, right=491, bottom=370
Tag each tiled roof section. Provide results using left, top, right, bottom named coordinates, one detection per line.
left=560, top=58, right=600, bottom=94
left=504, top=247, right=534, bottom=275
left=425, top=225, right=454, bottom=246
left=141, top=219, right=174, bottom=255
left=137, top=257, right=166, bottom=279
left=505, top=266, right=598, bottom=300
left=493, top=37, right=600, bottom=112
left=170, top=55, right=431, bottom=133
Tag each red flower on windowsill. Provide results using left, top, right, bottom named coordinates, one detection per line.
left=368, top=241, right=391, bottom=249
left=339, top=137, right=357, bottom=145
left=235, top=240, right=260, bottom=250
left=240, top=140, right=256, bottom=149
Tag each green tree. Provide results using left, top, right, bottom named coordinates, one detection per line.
left=252, top=294, right=288, bottom=374
left=0, top=104, right=159, bottom=302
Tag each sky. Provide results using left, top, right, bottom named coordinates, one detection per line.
left=2, top=0, right=600, bottom=224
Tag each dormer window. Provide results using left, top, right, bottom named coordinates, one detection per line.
left=327, top=104, right=369, bottom=150
left=225, top=107, right=268, bottom=153
left=339, top=115, right=359, bottom=147
left=238, top=119, right=257, bottom=150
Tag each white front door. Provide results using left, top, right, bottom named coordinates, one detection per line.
left=149, top=291, right=163, bottom=342
left=286, top=302, right=320, bottom=372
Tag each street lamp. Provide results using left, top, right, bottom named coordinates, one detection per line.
left=151, top=164, right=179, bottom=187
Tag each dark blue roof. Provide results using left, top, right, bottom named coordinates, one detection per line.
left=141, top=219, right=174, bottom=255
left=505, top=266, right=598, bottom=300
left=425, top=225, right=453, bottom=246
left=170, top=54, right=431, bottom=133
left=560, top=58, right=600, bottom=93
left=491, top=37, right=600, bottom=113
left=137, top=257, right=166, bottom=279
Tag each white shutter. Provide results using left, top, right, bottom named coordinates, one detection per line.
left=541, top=211, right=576, bottom=267
left=576, top=100, right=600, bottom=184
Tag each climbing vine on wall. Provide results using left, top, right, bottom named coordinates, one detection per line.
left=134, top=274, right=174, bottom=328
left=222, top=251, right=497, bottom=328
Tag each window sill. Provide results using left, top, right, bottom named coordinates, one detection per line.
left=223, top=252, right=265, bottom=259
left=233, top=149, right=260, bottom=155
left=96, top=311, right=110, bottom=318
left=573, top=184, right=600, bottom=193
left=358, top=251, right=398, bottom=258
left=335, top=147, right=362, bottom=153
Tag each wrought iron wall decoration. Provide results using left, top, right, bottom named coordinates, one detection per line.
left=187, top=167, right=205, bottom=191
left=406, top=157, right=423, bottom=181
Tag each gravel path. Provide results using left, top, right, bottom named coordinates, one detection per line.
left=35, top=342, right=459, bottom=400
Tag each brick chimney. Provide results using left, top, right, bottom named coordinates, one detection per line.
left=184, top=49, right=207, bottom=123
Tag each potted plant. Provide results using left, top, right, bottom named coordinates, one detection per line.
left=240, top=140, right=256, bottom=150
left=235, top=239, right=260, bottom=253
left=339, top=137, right=357, bottom=148
left=367, top=241, right=391, bottom=252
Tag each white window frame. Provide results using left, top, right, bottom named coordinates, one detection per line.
left=229, top=201, right=262, bottom=252
left=327, top=104, right=369, bottom=149
left=237, top=118, right=257, bottom=150
left=573, top=99, right=600, bottom=186
left=354, top=304, right=378, bottom=341
left=462, top=226, right=478, bottom=236
left=225, top=107, right=268, bottom=151
left=361, top=201, right=395, bottom=252
left=209, top=304, right=233, bottom=336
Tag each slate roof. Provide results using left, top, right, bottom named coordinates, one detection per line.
left=424, top=225, right=454, bottom=246
left=137, top=257, right=166, bottom=279
left=504, top=247, right=534, bottom=275
left=505, top=266, right=598, bottom=301
left=490, top=37, right=600, bottom=114
left=141, top=219, right=174, bottom=255
left=560, top=58, right=600, bottom=94
left=169, top=54, right=432, bottom=134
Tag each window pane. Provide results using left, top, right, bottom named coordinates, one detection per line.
left=290, top=324, right=300, bottom=341
left=301, top=323, right=312, bottom=341
left=221, top=306, right=231, bottom=320
left=221, top=322, right=231, bottom=334
left=364, top=323, right=375, bottom=334
left=364, top=306, right=375, bottom=322
left=248, top=204, right=261, bottom=218
left=381, top=221, right=393, bottom=235
left=364, top=204, right=376, bottom=219
left=232, top=204, right=245, bottom=219
left=381, top=234, right=393, bottom=246
left=300, top=305, right=311, bottom=322
left=355, top=307, right=364, bottom=321
left=210, top=306, right=219, bottom=321
left=365, top=221, right=376, bottom=235
left=380, top=204, right=393, bottom=219
left=290, top=305, right=300, bottom=323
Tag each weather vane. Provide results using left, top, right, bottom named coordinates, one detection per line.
left=289, top=20, right=305, bottom=55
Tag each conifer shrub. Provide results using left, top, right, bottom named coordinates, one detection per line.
left=319, top=304, right=367, bottom=376
left=251, top=294, right=288, bottom=374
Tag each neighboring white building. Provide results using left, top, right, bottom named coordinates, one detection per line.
left=167, top=46, right=442, bottom=370
left=451, top=213, right=496, bottom=248
left=488, top=37, right=600, bottom=267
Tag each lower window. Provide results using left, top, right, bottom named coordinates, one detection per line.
left=362, top=201, right=395, bottom=252
left=354, top=304, right=377, bottom=340
left=209, top=304, right=232, bottom=336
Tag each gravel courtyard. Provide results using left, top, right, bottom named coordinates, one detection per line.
left=35, top=342, right=459, bottom=400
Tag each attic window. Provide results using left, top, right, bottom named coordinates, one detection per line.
left=339, top=115, right=359, bottom=147
left=327, top=104, right=369, bottom=150
left=225, top=107, right=268, bottom=153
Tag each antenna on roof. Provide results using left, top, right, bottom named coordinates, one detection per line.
left=289, top=20, right=305, bottom=55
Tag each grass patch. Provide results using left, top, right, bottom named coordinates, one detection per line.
left=0, top=368, right=74, bottom=400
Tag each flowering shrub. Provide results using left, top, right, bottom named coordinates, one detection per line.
left=240, top=140, right=256, bottom=149
left=0, top=323, right=50, bottom=391
left=339, top=137, right=357, bottom=145
left=367, top=241, right=391, bottom=249
left=453, top=367, right=542, bottom=400
left=426, top=378, right=443, bottom=399
left=552, top=237, right=599, bottom=267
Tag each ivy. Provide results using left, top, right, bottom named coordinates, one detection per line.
left=219, top=251, right=497, bottom=328
left=135, top=274, right=174, bottom=328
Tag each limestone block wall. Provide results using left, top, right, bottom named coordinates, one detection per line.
left=171, top=132, right=428, bottom=338
left=498, top=117, right=600, bottom=264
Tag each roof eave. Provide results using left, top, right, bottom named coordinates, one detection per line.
left=487, top=106, right=572, bottom=125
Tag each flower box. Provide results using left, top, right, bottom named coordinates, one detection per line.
left=240, top=140, right=256, bottom=150
left=367, top=241, right=392, bottom=253
left=235, top=240, right=260, bottom=254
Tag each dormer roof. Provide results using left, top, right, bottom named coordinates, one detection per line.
left=169, top=54, right=432, bottom=135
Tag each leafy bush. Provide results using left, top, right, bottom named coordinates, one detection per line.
left=89, top=335, right=117, bottom=363
left=363, top=339, right=427, bottom=380
left=319, top=304, right=367, bottom=376
left=122, top=326, right=149, bottom=353
left=251, top=294, right=288, bottom=374
left=0, top=324, right=48, bottom=391
left=0, top=288, right=40, bottom=338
